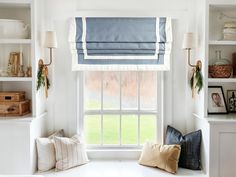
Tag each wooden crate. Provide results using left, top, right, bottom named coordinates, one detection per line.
left=0, top=91, right=25, bottom=102
left=0, top=100, right=30, bottom=116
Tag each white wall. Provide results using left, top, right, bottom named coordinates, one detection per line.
left=42, top=0, right=197, bottom=136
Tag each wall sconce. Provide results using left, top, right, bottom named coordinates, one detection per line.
left=37, top=31, right=57, bottom=98
left=38, top=31, right=58, bottom=68
left=182, top=32, right=203, bottom=98
left=182, top=32, right=202, bottom=69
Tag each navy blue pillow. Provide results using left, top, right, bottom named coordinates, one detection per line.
left=165, top=125, right=201, bottom=170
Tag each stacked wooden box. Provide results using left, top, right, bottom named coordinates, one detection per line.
left=0, top=91, right=30, bottom=116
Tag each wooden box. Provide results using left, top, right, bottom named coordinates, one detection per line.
left=0, top=100, right=30, bottom=116
left=0, top=91, right=25, bottom=102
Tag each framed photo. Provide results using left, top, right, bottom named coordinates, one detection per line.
left=227, top=90, right=236, bottom=113
left=208, top=86, right=228, bottom=114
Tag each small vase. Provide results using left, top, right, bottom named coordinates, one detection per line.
left=26, top=66, right=32, bottom=77
left=17, top=65, right=25, bottom=77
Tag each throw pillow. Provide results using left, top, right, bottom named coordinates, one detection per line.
left=54, top=135, right=89, bottom=170
left=165, top=125, right=201, bottom=170
left=138, top=142, right=181, bottom=174
left=36, top=129, right=64, bottom=171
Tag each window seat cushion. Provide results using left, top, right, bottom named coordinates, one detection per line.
left=36, top=160, right=206, bottom=177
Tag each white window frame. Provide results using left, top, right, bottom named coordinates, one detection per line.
left=77, top=71, right=164, bottom=149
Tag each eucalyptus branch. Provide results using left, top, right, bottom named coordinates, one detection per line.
left=37, top=66, right=50, bottom=91
left=190, top=66, right=203, bottom=96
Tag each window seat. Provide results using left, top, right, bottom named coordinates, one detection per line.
left=36, top=160, right=206, bottom=177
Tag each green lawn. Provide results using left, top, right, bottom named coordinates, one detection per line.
left=84, top=114, right=156, bottom=145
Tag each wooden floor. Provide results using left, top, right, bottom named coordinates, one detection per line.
left=37, top=160, right=206, bottom=177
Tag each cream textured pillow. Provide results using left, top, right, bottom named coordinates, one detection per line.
left=139, top=142, right=181, bottom=174
left=36, top=129, right=64, bottom=171
left=54, top=135, right=89, bottom=170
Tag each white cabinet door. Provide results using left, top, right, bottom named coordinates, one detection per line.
left=219, top=132, right=236, bottom=177
left=210, top=123, right=236, bottom=177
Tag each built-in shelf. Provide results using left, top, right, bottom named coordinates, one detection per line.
left=0, top=113, right=32, bottom=122
left=0, top=112, right=46, bottom=123
left=0, top=77, right=32, bottom=81
left=209, top=40, right=236, bottom=45
left=193, top=113, right=236, bottom=124
left=208, top=78, right=236, bottom=83
left=0, top=39, right=31, bottom=44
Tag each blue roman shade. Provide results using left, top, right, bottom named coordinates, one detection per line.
left=69, top=17, right=172, bottom=71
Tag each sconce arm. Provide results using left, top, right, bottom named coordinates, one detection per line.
left=38, top=48, right=53, bottom=68
left=187, top=48, right=202, bottom=69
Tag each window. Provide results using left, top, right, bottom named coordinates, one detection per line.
left=78, top=71, right=162, bottom=148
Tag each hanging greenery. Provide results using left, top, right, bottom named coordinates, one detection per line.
left=190, top=65, right=203, bottom=98
left=37, top=65, right=50, bottom=91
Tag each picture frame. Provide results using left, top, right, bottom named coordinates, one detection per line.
left=208, top=86, right=228, bottom=114
left=227, top=90, right=236, bottom=113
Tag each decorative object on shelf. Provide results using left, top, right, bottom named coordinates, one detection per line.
left=223, top=22, right=236, bottom=40
left=0, top=19, right=29, bottom=39
left=17, top=52, right=25, bottom=77
left=17, top=46, right=25, bottom=77
left=0, top=70, right=8, bottom=77
left=26, top=49, right=32, bottom=77
left=182, top=32, right=203, bottom=98
left=17, top=65, right=25, bottom=77
left=37, top=31, right=57, bottom=98
left=0, top=91, right=25, bottom=102
left=227, top=90, right=236, bottom=113
left=232, top=53, right=236, bottom=77
left=208, top=86, right=228, bottom=114
left=208, top=50, right=232, bottom=78
left=26, top=66, right=32, bottom=77
left=0, top=91, right=30, bottom=116
left=7, top=52, right=21, bottom=76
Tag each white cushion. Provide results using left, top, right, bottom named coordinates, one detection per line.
left=54, top=135, right=89, bottom=170
left=36, top=129, right=64, bottom=171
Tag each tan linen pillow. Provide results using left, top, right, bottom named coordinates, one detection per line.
left=54, top=135, right=89, bottom=170
left=36, top=129, right=64, bottom=171
left=139, top=142, right=181, bottom=174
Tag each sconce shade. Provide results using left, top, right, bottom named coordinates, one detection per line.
left=44, top=31, right=58, bottom=48
left=182, top=32, right=196, bottom=49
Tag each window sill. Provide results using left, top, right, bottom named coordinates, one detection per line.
left=86, top=149, right=142, bottom=160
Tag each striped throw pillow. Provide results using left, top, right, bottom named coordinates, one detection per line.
left=54, top=135, right=89, bottom=170
left=36, top=129, right=64, bottom=171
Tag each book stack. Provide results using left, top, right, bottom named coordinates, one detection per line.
left=223, top=22, right=236, bottom=40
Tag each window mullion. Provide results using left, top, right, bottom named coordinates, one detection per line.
left=138, top=72, right=141, bottom=146
left=101, top=72, right=104, bottom=146
left=157, top=71, right=163, bottom=144
left=119, top=72, right=122, bottom=146
left=78, top=72, right=84, bottom=137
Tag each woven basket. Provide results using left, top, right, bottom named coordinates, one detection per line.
left=208, top=65, right=232, bottom=78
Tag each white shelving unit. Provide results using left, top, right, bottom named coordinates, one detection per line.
left=194, top=2, right=236, bottom=177
left=0, top=0, right=46, bottom=175
left=0, top=1, right=34, bottom=117
left=206, top=3, right=236, bottom=115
